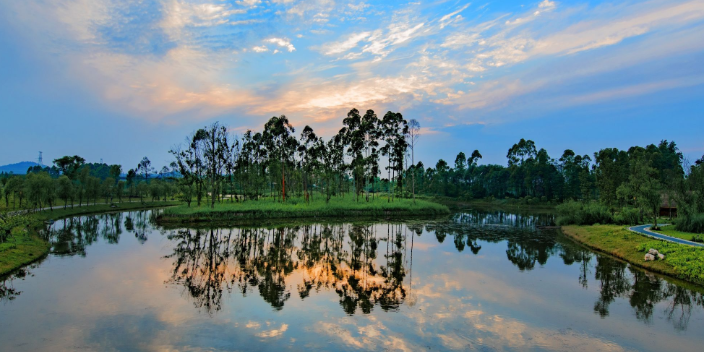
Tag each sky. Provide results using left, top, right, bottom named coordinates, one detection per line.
left=1, top=0, right=703, bottom=170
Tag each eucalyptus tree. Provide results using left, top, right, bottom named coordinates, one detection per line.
left=200, top=122, right=229, bottom=208
left=381, top=112, right=409, bottom=200
left=263, top=115, right=297, bottom=202
left=78, top=166, right=91, bottom=206
left=407, top=119, right=420, bottom=203
left=362, top=110, right=381, bottom=201
left=137, top=157, right=155, bottom=184
left=116, top=180, right=126, bottom=203
left=126, top=169, right=137, bottom=200
left=298, top=125, right=319, bottom=203
left=342, top=109, right=366, bottom=201
left=506, top=139, right=537, bottom=197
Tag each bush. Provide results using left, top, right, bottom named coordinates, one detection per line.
left=675, top=213, right=704, bottom=234
left=613, top=207, right=642, bottom=226
left=556, top=201, right=612, bottom=226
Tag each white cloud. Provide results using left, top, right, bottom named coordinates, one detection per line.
left=320, top=32, right=372, bottom=55
left=440, top=3, right=470, bottom=28
left=252, top=45, right=269, bottom=52
left=265, top=37, right=296, bottom=52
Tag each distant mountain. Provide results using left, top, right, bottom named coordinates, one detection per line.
left=0, top=161, right=40, bottom=175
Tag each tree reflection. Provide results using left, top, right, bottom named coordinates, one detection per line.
left=441, top=211, right=704, bottom=331
left=164, top=223, right=410, bottom=315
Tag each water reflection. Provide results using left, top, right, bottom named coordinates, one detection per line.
left=165, top=224, right=410, bottom=315
left=9, top=208, right=704, bottom=333
left=40, top=210, right=157, bottom=256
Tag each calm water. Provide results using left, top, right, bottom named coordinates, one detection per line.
left=1, top=209, right=703, bottom=351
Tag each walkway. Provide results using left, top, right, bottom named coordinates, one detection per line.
left=628, top=224, right=704, bottom=248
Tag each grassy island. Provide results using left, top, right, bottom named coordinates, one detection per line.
left=157, top=197, right=450, bottom=224
left=562, top=225, right=704, bottom=286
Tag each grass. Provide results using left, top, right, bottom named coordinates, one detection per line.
left=0, top=196, right=173, bottom=214
left=0, top=230, right=50, bottom=277
left=31, top=201, right=179, bottom=221
left=562, top=224, right=704, bottom=286
left=1, top=201, right=177, bottom=276
left=652, top=225, right=703, bottom=242
left=158, top=196, right=450, bottom=223
left=433, top=196, right=557, bottom=211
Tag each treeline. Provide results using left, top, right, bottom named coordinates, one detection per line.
left=169, top=108, right=704, bottom=233
left=0, top=156, right=177, bottom=211
left=170, top=109, right=418, bottom=208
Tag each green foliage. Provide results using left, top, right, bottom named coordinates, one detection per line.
left=675, top=213, right=704, bottom=234
left=556, top=201, right=612, bottom=226
left=612, top=207, right=643, bottom=226
left=636, top=241, right=704, bottom=283
left=160, top=196, right=449, bottom=223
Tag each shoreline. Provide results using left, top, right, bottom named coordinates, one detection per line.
left=157, top=198, right=450, bottom=225
left=1, top=201, right=178, bottom=277
left=561, top=224, right=704, bottom=287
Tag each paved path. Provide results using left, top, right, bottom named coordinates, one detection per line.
left=628, top=224, right=704, bottom=248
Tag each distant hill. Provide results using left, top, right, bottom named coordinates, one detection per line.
left=0, top=161, right=40, bottom=175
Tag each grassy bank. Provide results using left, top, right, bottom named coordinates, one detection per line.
left=1, top=201, right=177, bottom=276
left=652, top=225, right=703, bottom=242
left=30, top=201, right=179, bottom=221
left=562, top=225, right=704, bottom=286
left=0, top=231, right=50, bottom=277
left=157, top=197, right=450, bottom=224
left=432, top=196, right=556, bottom=211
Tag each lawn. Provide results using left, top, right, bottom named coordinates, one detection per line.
left=159, top=196, right=450, bottom=223
left=652, top=225, right=703, bottom=242
left=31, top=201, right=178, bottom=221
left=562, top=224, right=704, bottom=286
left=0, top=231, right=50, bottom=276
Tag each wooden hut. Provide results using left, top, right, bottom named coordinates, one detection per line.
left=660, top=193, right=677, bottom=218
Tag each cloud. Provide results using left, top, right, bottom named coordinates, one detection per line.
left=319, top=32, right=372, bottom=55
left=251, top=45, right=269, bottom=52
left=265, top=37, right=296, bottom=52
left=2, top=0, right=703, bottom=131
left=256, top=324, right=289, bottom=338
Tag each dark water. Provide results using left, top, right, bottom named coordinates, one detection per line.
left=1, top=209, right=703, bottom=351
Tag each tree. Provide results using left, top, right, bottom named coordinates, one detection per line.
left=109, top=165, right=122, bottom=183
left=116, top=180, right=126, bottom=203
left=53, top=155, right=85, bottom=180
left=78, top=166, right=91, bottom=206
left=408, top=119, right=420, bottom=203
left=57, top=175, right=74, bottom=208
left=618, top=154, right=662, bottom=229
left=137, top=157, right=155, bottom=184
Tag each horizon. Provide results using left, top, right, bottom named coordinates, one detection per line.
left=1, top=0, right=703, bottom=170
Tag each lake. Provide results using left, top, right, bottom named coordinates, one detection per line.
left=1, top=208, right=703, bottom=351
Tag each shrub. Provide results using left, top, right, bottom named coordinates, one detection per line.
left=613, top=207, right=642, bottom=226
left=556, top=201, right=612, bottom=226
left=675, top=213, right=704, bottom=234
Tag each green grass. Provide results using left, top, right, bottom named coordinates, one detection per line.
left=0, top=231, right=50, bottom=276
left=159, top=196, right=450, bottom=223
left=562, top=224, right=704, bottom=286
left=652, top=225, right=703, bottom=242
left=1, top=201, right=177, bottom=276
left=31, top=201, right=179, bottom=221
left=433, top=196, right=557, bottom=211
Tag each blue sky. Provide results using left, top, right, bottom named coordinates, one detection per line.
left=1, top=0, right=703, bottom=170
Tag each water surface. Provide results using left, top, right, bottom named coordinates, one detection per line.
left=1, top=209, right=703, bottom=351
